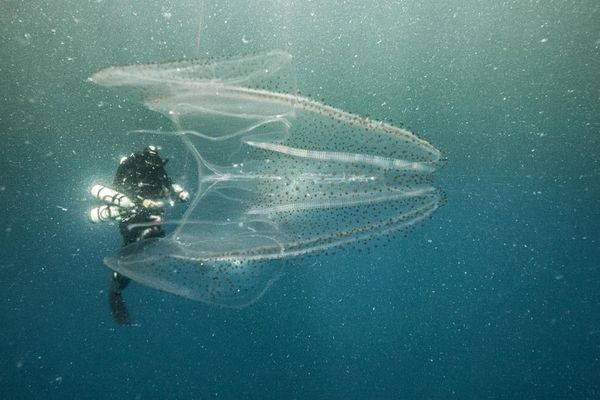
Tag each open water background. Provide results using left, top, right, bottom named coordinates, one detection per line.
left=1, top=1, right=599, bottom=399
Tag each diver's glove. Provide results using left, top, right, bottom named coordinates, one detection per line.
left=172, top=183, right=190, bottom=202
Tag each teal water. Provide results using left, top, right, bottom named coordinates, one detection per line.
left=1, top=1, right=599, bottom=399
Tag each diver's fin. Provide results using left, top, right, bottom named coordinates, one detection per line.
left=109, top=280, right=132, bottom=326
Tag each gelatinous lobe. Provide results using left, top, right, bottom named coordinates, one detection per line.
left=93, top=50, right=442, bottom=307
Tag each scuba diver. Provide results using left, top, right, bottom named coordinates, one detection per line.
left=89, top=145, right=189, bottom=326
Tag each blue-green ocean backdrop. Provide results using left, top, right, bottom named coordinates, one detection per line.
left=1, top=1, right=599, bottom=399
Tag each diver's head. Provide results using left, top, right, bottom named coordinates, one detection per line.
left=145, top=145, right=159, bottom=155
left=143, top=145, right=167, bottom=168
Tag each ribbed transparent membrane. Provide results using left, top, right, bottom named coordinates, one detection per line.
left=91, top=50, right=442, bottom=307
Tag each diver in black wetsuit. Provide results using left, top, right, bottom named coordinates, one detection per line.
left=107, top=145, right=188, bottom=325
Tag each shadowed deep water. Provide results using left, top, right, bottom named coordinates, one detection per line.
left=1, top=1, right=599, bottom=399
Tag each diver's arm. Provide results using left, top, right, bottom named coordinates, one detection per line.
left=141, top=198, right=165, bottom=209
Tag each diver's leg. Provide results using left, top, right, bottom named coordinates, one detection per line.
left=108, top=220, right=145, bottom=326
left=139, top=222, right=165, bottom=241
left=108, top=217, right=163, bottom=326
left=112, top=271, right=130, bottom=290
left=120, top=221, right=141, bottom=246
left=109, top=272, right=132, bottom=326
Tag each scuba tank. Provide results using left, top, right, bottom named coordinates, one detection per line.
left=89, top=205, right=128, bottom=223
left=89, top=184, right=136, bottom=223
left=90, top=184, right=135, bottom=209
